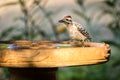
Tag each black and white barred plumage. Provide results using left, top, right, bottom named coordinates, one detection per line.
left=59, top=15, right=91, bottom=41
left=75, top=23, right=91, bottom=41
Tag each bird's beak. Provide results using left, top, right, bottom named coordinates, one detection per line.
left=58, top=19, right=65, bottom=23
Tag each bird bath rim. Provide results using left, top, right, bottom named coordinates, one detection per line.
left=0, top=40, right=110, bottom=68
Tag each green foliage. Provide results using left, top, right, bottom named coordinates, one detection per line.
left=98, top=0, right=120, bottom=41
left=104, top=0, right=117, bottom=7
left=74, top=0, right=90, bottom=22
left=58, top=64, right=111, bottom=80
left=0, top=26, right=22, bottom=40
left=3, top=68, right=10, bottom=78
left=76, top=0, right=84, bottom=6
left=99, top=1, right=120, bottom=80
left=0, top=27, right=15, bottom=39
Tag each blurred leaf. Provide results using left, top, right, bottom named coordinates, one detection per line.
left=56, top=25, right=66, bottom=34
left=98, top=0, right=120, bottom=41
left=46, top=11, right=53, bottom=17
left=33, top=0, right=60, bottom=40
left=0, top=27, right=16, bottom=39
left=97, top=0, right=119, bottom=20
left=3, top=68, right=10, bottom=78
left=0, top=1, right=19, bottom=8
left=34, top=0, right=41, bottom=5
left=76, top=0, right=84, bottom=6
left=0, top=44, right=9, bottom=49
left=102, top=40, right=120, bottom=48
left=10, top=34, right=23, bottom=40
left=112, top=59, right=120, bottom=67
left=108, top=21, right=120, bottom=39
left=104, top=0, right=117, bottom=7
left=15, top=16, right=26, bottom=22
left=73, top=9, right=89, bottom=21
left=97, top=9, right=114, bottom=20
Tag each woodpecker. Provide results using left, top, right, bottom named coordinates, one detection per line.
left=59, top=15, right=91, bottom=42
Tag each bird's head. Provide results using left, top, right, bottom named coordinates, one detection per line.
left=59, top=15, right=72, bottom=25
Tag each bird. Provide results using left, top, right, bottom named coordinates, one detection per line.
left=58, top=15, right=91, bottom=42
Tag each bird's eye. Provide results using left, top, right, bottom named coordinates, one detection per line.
left=65, top=19, right=68, bottom=21
left=66, top=19, right=72, bottom=22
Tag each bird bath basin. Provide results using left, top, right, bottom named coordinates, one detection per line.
left=0, top=40, right=110, bottom=80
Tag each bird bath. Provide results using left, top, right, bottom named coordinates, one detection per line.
left=0, top=40, right=110, bottom=80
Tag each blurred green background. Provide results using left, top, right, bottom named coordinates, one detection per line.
left=0, top=0, right=120, bottom=80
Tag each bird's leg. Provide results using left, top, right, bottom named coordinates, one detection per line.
left=70, top=39, right=76, bottom=42
left=76, top=40, right=85, bottom=47
left=81, top=40, right=85, bottom=47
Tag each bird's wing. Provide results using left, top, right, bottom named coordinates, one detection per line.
left=75, top=23, right=91, bottom=41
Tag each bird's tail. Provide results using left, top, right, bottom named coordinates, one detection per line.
left=85, top=37, right=92, bottom=42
